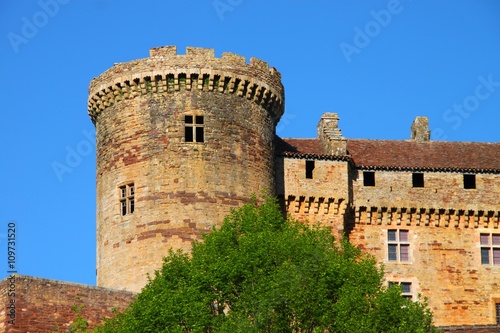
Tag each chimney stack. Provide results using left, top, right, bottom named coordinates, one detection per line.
left=411, top=116, right=430, bottom=141
left=317, top=113, right=347, bottom=155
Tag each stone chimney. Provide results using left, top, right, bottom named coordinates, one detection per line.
left=317, top=113, right=347, bottom=155
left=411, top=116, right=430, bottom=141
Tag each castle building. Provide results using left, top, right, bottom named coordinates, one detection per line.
left=1, top=46, right=499, bottom=332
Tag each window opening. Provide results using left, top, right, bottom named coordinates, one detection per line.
left=363, top=171, right=375, bottom=186
left=464, top=174, right=476, bottom=189
left=412, top=173, right=424, bottom=188
left=185, top=115, right=204, bottom=142
left=119, top=183, right=135, bottom=216
left=388, top=230, right=410, bottom=262
left=480, top=233, right=500, bottom=265
left=305, top=160, right=315, bottom=179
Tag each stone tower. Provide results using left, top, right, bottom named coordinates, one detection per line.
left=88, top=46, right=284, bottom=292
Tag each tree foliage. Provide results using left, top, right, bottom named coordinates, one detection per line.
left=94, top=197, right=437, bottom=332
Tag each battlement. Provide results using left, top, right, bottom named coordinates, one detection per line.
left=148, top=46, right=276, bottom=73
left=88, top=46, right=284, bottom=123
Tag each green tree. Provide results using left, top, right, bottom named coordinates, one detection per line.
left=95, top=197, right=437, bottom=332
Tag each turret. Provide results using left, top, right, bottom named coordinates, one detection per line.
left=88, top=46, right=284, bottom=291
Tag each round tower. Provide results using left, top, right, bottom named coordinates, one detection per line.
left=88, top=46, right=284, bottom=292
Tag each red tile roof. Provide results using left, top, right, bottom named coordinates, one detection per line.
left=277, top=137, right=500, bottom=173
left=275, top=138, right=349, bottom=161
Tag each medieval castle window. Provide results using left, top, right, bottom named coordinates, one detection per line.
left=388, top=229, right=409, bottom=262
left=185, top=115, right=204, bottom=142
left=305, top=160, right=315, bottom=179
left=480, top=233, right=500, bottom=265
left=389, top=281, right=413, bottom=299
left=412, top=173, right=424, bottom=188
left=463, top=174, right=476, bottom=189
left=363, top=171, right=375, bottom=186
left=120, top=183, right=135, bottom=216
left=496, top=303, right=500, bottom=325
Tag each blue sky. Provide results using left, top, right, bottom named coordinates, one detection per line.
left=0, top=1, right=499, bottom=287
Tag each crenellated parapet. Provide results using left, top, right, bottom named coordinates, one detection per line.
left=354, top=205, right=500, bottom=229
left=87, top=46, right=284, bottom=124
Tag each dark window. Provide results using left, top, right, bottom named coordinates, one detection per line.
left=464, top=174, right=476, bottom=189
left=388, top=230, right=410, bottom=262
left=496, top=303, right=500, bottom=325
left=185, top=115, right=204, bottom=142
left=119, top=183, right=135, bottom=216
left=121, top=200, right=127, bottom=216
left=130, top=198, right=135, bottom=214
left=305, top=160, right=315, bottom=179
left=195, top=126, right=204, bottom=143
left=363, top=171, right=375, bottom=186
left=412, top=173, right=424, bottom=188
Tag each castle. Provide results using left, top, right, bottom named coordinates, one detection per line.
left=1, top=46, right=499, bottom=332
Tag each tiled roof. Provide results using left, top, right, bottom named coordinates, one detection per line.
left=275, top=137, right=350, bottom=161
left=277, top=137, right=500, bottom=173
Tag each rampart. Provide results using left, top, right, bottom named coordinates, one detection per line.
left=0, top=275, right=135, bottom=332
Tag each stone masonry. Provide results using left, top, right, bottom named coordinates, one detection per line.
left=88, top=46, right=284, bottom=292
left=0, top=275, right=134, bottom=332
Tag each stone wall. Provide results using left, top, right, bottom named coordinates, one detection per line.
left=0, top=275, right=135, bottom=333
left=276, top=157, right=351, bottom=240
left=349, top=168, right=500, bottom=327
left=353, top=169, right=500, bottom=215
left=278, top=154, right=500, bottom=327
left=348, top=222, right=500, bottom=327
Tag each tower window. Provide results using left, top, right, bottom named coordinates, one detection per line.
left=305, top=160, right=315, bottom=179
left=119, top=183, right=135, bottom=216
left=185, top=115, right=204, bottom=142
left=363, top=171, right=375, bottom=186
left=464, top=174, right=476, bottom=189
left=412, top=173, right=424, bottom=188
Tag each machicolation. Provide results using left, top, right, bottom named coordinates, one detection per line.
left=88, top=46, right=284, bottom=124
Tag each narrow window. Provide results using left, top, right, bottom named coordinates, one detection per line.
left=184, top=115, right=194, bottom=142
left=412, top=173, right=424, bottom=188
left=119, top=183, right=135, bottom=216
left=363, top=171, right=375, bottom=186
left=120, top=199, right=127, bottom=216
left=496, top=303, right=500, bottom=325
left=388, top=230, right=410, bottom=262
left=305, top=160, right=315, bottom=179
left=185, top=115, right=204, bottom=142
left=480, top=233, right=500, bottom=265
left=464, top=174, right=476, bottom=189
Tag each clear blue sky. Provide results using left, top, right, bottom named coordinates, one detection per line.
left=0, top=1, right=499, bottom=286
